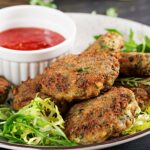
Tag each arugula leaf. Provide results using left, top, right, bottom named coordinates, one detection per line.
left=106, top=28, right=122, bottom=35
left=106, top=8, right=118, bottom=17
left=145, top=36, right=150, bottom=48
left=122, top=29, right=150, bottom=53
left=30, top=0, right=57, bottom=8
left=93, top=34, right=102, bottom=40
left=105, top=28, right=150, bottom=53
left=93, top=28, right=121, bottom=40
left=137, top=36, right=150, bottom=53
left=123, top=29, right=137, bottom=52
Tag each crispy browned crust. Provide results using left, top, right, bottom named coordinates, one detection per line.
left=84, top=32, right=124, bottom=54
left=12, top=32, right=123, bottom=110
left=0, top=76, right=10, bottom=104
left=115, top=78, right=150, bottom=110
left=64, top=87, right=139, bottom=145
left=120, top=52, right=150, bottom=77
left=12, top=75, right=42, bottom=110
left=130, top=87, right=150, bottom=110
left=41, top=52, right=120, bottom=102
left=12, top=75, right=70, bottom=114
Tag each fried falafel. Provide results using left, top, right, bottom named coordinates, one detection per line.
left=65, top=87, right=139, bottom=144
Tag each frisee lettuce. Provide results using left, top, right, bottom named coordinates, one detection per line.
left=0, top=105, right=14, bottom=121
left=122, top=107, right=150, bottom=135
left=0, top=96, right=77, bottom=146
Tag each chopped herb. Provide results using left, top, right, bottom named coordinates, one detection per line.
left=106, top=28, right=122, bottom=35
left=30, top=0, right=57, bottom=8
left=116, top=77, right=150, bottom=87
left=77, top=67, right=90, bottom=73
left=106, top=7, right=118, bottom=17
left=100, top=43, right=109, bottom=49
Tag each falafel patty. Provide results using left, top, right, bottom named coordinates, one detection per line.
left=41, top=51, right=120, bottom=102
left=115, top=78, right=150, bottom=110
left=84, top=32, right=124, bottom=54
left=0, top=76, right=10, bottom=104
left=12, top=32, right=123, bottom=110
left=12, top=75, right=42, bottom=110
left=65, top=87, right=139, bottom=145
left=120, top=52, right=150, bottom=77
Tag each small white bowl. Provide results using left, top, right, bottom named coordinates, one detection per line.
left=0, top=5, right=76, bottom=85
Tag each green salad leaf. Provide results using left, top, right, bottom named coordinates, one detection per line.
left=94, top=28, right=150, bottom=53
left=136, top=36, right=150, bottom=53
left=93, top=34, right=102, bottom=40
left=106, top=28, right=122, bottom=35
left=0, top=105, right=14, bottom=121
left=0, top=96, right=77, bottom=146
left=122, top=107, right=150, bottom=135
left=123, top=29, right=137, bottom=52
left=117, top=29, right=150, bottom=53
left=106, top=8, right=118, bottom=17
left=30, top=0, right=57, bottom=8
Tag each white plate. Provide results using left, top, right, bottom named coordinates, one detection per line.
left=69, top=13, right=150, bottom=54
left=0, top=13, right=150, bottom=150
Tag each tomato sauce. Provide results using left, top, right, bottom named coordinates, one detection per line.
left=0, top=28, right=65, bottom=51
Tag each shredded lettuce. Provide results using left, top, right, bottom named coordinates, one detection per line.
left=0, top=105, right=14, bottom=121
left=0, top=96, right=77, bottom=146
left=122, top=107, right=150, bottom=135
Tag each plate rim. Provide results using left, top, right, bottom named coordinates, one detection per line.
left=0, top=129, right=150, bottom=150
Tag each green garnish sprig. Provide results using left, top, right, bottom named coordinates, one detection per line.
left=77, top=67, right=90, bottom=73
left=107, top=28, right=150, bottom=53
left=30, top=0, right=57, bottom=8
left=117, top=77, right=150, bottom=87
left=94, top=28, right=150, bottom=53
left=106, top=8, right=118, bottom=17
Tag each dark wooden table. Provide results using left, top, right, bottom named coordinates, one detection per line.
left=0, top=0, right=150, bottom=150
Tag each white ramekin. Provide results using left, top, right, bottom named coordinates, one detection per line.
left=0, top=5, right=76, bottom=85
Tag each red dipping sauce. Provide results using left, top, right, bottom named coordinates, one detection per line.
left=0, top=28, right=65, bottom=51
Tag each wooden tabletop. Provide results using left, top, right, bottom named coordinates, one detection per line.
left=0, top=1, right=150, bottom=150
